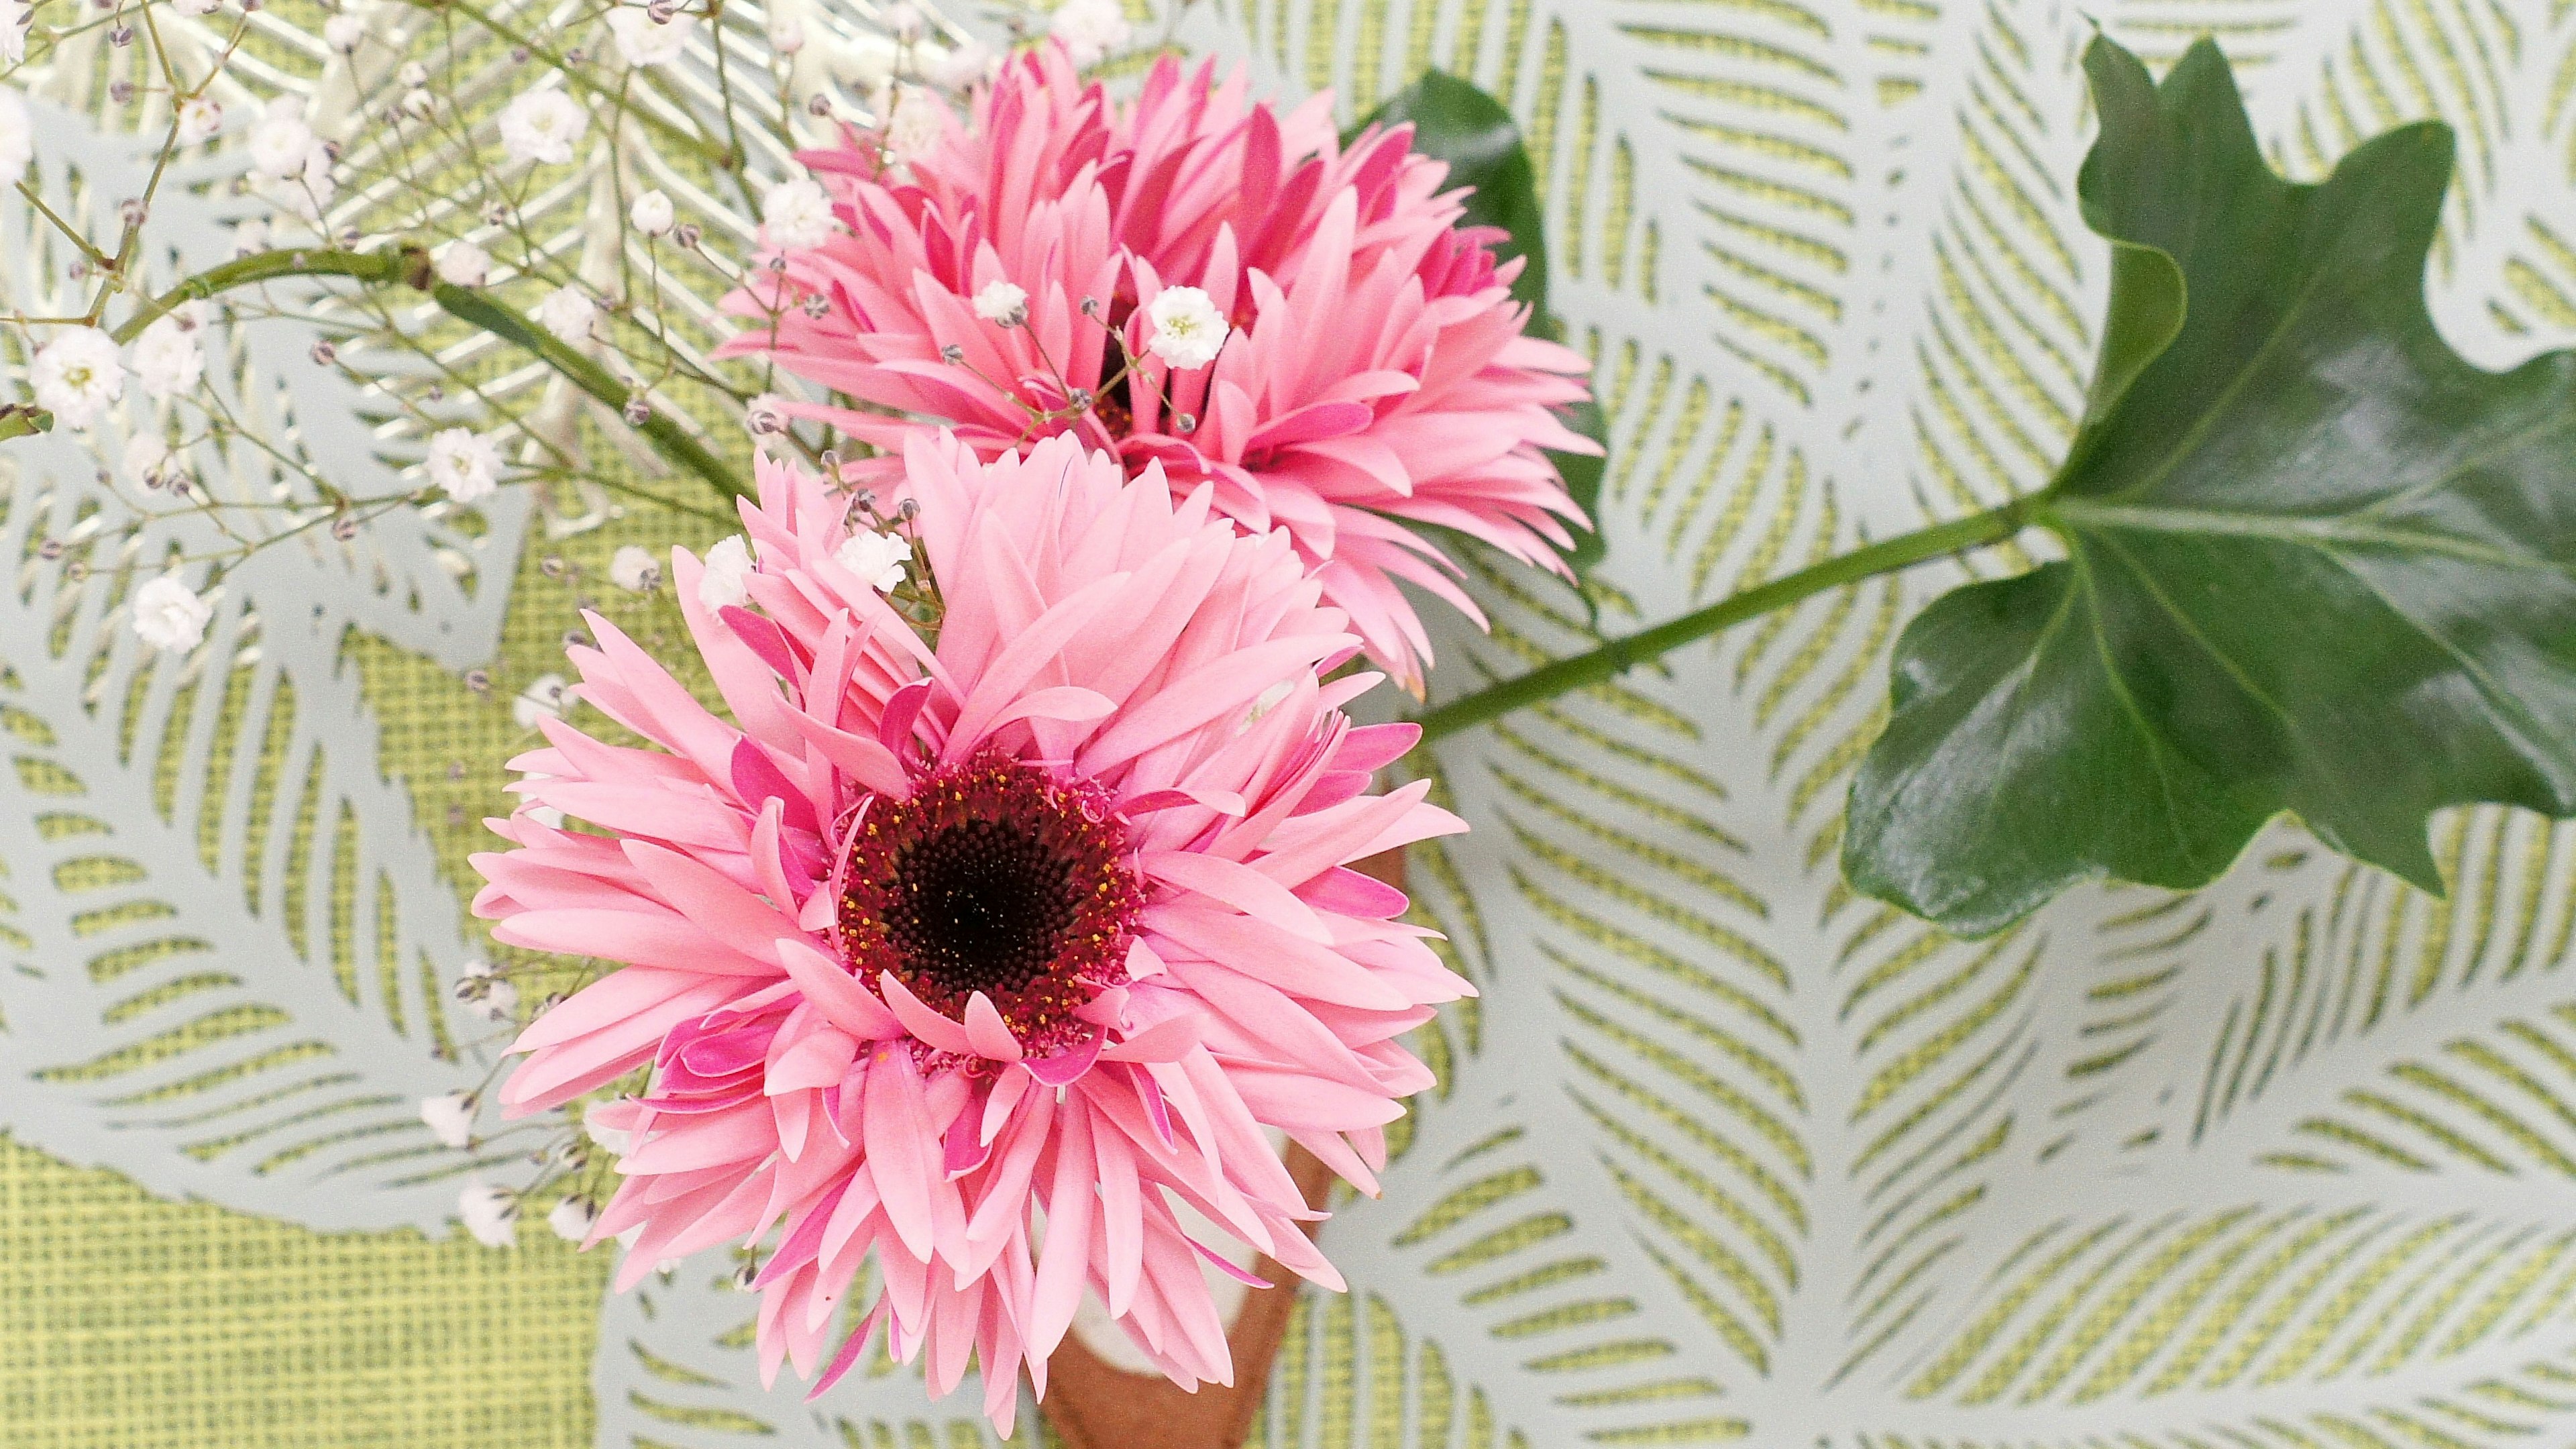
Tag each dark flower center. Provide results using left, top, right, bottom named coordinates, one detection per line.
left=837, top=754, right=1141, bottom=1051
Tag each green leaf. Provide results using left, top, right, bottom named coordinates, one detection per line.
left=1356, top=70, right=1549, bottom=317
left=1843, top=36, right=2576, bottom=936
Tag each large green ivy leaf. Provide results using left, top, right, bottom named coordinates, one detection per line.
left=1360, top=71, right=1607, bottom=580
left=1842, top=36, right=2576, bottom=937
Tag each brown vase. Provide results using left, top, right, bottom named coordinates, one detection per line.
left=1035, top=847, right=1406, bottom=1449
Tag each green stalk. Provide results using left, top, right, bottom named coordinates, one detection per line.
left=432, top=285, right=751, bottom=501
left=1412, top=496, right=2039, bottom=743
left=107, top=247, right=751, bottom=503
left=112, top=246, right=424, bottom=341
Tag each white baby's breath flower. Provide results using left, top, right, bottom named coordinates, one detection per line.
left=972, top=280, right=1027, bottom=327
left=470, top=976, right=519, bottom=1023
left=743, top=392, right=789, bottom=437
left=131, top=576, right=214, bottom=652
left=847, top=35, right=897, bottom=93
left=1, top=0, right=26, bottom=64
left=427, top=427, right=502, bottom=502
left=1048, top=0, right=1131, bottom=66
left=322, top=11, right=363, bottom=52
left=398, top=61, right=429, bottom=87
left=512, top=672, right=568, bottom=729
left=883, top=1, right=922, bottom=41
left=605, top=5, right=692, bottom=67
left=880, top=84, right=947, bottom=166
left=32, top=327, right=125, bottom=428
left=172, top=0, right=221, bottom=15
left=548, top=1196, right=600, bottom=1242
left=122, top=433, right=172, bottom=484
left=0, top=87, right=28, bottom=178
left=629, top=188, right=674, bottom=237
left=608, top=545, right=661, bottom=593
left=535, top=286, right=596, bottom=342
left=835, top=530, right=910, bottom=594
left=174, top=95, right=223, bottom=146
left=765, top=9, right=804, bottom=54
left=233, top=217, right=268, bottom=255
left=1146, top=286, right=1229, bottom=370
left=435, top=239, right=490, bottom=286
left=497, top=89, right=586, bottom=165
left=419, top=1091, right=476, bottom=1149
left=697, top=534, right=753, bottom=610
left=760, top=176, right=837, bottom=250
left=928, top=38, right=996, bottom=90
left=458, top=1179, right=518, bottom=1248
left=247, top=96, right=317, bottom=180
left=132, top=315, right=205, bottom=400
left=279, top=143, right=339, bottom=220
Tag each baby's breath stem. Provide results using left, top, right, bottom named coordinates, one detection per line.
left=111, top=247, right=754, bottom=504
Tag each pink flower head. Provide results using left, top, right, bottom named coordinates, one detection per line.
left=471, top=433, right=1470, bottom=1429
left=718, top=42, right=1598, bottom=691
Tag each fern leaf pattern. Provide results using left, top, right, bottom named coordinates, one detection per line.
left=0, top=421, right=502, bottom=1232
left=0, top=91, right=521, bottom=1230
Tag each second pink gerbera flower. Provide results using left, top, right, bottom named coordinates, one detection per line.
left=720, top=42, right=1597, bottom=690
left=472, top=433, right=1468, bottom=1429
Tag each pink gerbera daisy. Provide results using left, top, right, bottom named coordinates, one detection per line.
left=471, top=433, right=1469, bottom=1429
left=718, top=42, right=1598, bottom=690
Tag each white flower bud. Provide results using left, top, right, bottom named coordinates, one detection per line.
left=629, top=188, right=674, bottom=237
left=419, top=1090, right=476, bottom=1149
left=512, top=672, right=567, bottom=729
left=434, top=239, right=490, bottom=286
left=458, top=1179, right=518, bottom=1248
left=548, top=1195, right=600, bottom=1242
left=608, top=545, right=662, bottom=592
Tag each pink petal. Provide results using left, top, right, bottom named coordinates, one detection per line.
left=775, top=936, right=902, bottom=1039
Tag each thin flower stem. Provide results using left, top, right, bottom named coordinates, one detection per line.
left=396, top=0, right=729, bottom=169
left=433, top=285, right=751, bottom=500
left=16, top=180, right=112, bottom=265
left=111, top=247, right=754, bottom=503
left=1411, top=496, right=2041, bottom=744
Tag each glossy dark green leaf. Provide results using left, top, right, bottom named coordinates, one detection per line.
left=1843, top=36, right=2576, bottom=936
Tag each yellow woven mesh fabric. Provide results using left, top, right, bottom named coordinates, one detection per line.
left=0, top=1132, right=601, bottom=1447
left=0, top=426, right=731, bottom=1442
